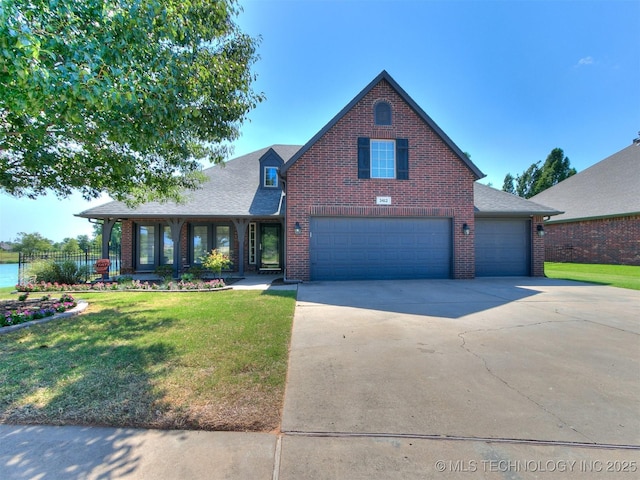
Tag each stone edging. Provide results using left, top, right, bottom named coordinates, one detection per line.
left=11, top=286, right=234, bottom=295
left=0, top=302, right=89, bottom=335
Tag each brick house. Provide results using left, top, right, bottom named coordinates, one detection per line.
left=531, top=142, right=640, bottom=266
left=78, top=71, right=559, bottom=280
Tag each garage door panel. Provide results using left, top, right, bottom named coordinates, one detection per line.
left=310, top=217, right=451, bottom=281
left=475, top=218, right=530, bottom=276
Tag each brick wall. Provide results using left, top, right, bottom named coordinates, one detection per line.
left=121, top=220, right=134, bottom=274
left=532, top=216, right=546, bottom=276
left=545, top=215, right=640, bottom=266
left=285, top=79, right=477, bottom=281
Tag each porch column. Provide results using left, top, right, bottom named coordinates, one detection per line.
left=101, top=218, right=117, bottom=280
left=167, top=218, right=185, bottom=279
left=232, top=218, right=249, bottom=277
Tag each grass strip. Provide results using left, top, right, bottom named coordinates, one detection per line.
left=545, top=262, right=640, bottom=290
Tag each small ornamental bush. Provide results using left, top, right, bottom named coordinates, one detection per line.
left=154, top=265, right=174, bottom=281
left=200, top=249, right=232, bottom=277
left=180, top=273, right=196, bottom=282
left=184, top=265, right=205, bottom=279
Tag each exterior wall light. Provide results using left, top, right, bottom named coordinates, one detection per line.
left=462, top=223, right=470, bottom=236
left=294, top=222, right=302, bottom=235
left=537, top=224, right=545, bottom=237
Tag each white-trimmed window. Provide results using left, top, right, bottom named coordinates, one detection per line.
left=358, top=137, right=408, bottom=180
left=264, top=166, right=278, bottom=187
left=370, top=140, right=396, bottom=179
left=248, top=222, right=257, bottom=265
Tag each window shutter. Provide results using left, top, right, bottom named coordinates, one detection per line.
left=358, top=137, right=370, bottom=179
left=396, top=138, right=409, bottom=180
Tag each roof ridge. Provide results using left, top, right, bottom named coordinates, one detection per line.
left=281, top=71, right=485, bottom=179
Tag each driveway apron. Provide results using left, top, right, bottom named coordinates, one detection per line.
left=281, top=278, right=640, bottom=446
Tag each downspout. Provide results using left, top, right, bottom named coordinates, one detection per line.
left=280, top=190, right=290, bottom=282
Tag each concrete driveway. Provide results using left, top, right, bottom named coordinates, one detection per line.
left=279, top=278, right=640, bottom=478
left=2, top=277, right=638, bottom=479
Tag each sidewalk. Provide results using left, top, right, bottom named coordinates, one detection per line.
left=229, top=274, right=298, bottom=291
left=0, top=424, right=277, bottom=480
left=2, top=424, right=638, bottom=479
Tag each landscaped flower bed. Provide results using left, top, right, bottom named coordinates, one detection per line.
left=2, top=294, right=78, bottom=327
left=15, top=278, right=227, bottom=293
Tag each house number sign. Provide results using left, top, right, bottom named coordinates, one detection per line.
left=376, top=196, right=392, bottom=205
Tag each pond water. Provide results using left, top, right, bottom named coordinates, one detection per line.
left=0, top=263, right=18, bottom=288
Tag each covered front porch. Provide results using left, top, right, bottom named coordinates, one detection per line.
left=93, top=216, right=286, bottom=279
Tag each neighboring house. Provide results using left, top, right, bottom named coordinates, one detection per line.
left=531, top=142, right=640, bottom=266
left=78, top=71, right=560, bottom=281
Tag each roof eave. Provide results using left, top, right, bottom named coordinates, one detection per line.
left=474, top=210, right=563, bottom=217
left=75, top=213, right=284, bottom=220
left=546, top=211, right=640, bottom=224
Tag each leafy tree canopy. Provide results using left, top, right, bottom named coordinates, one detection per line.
left=60, top=237, right=80, bottom=253
left=0, top=0, right=263, bottom=204
left=11, top=232, right=55, bottom=254
left=502, top=148, right=577, bottom=198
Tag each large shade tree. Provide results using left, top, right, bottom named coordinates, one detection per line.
left=0, top=0, right=263, bottom=204
left=502, top=147, right=576, bottom=198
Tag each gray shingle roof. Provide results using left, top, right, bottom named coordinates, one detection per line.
left=78, top=144, right=562, bottom=220
left=530, top=143, right=640, bottom=223
left=474, top=183, right=562, bottom=216
left=77, top=145, right=301, bottom=219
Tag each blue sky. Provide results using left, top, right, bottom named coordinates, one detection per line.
left=1, top=0, right=638, bottom=243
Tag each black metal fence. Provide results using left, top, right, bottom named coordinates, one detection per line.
left=18, top=246, right=121, bottom=285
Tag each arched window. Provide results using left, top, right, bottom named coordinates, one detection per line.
left=374, top=101, right=392, bottom=125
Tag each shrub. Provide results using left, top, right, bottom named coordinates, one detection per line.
left=154, top=265, right=174, bottom=281
left=25, top=260, right=90, bottom=285
left=185, top=265, right=206, bottom=279
left=200, top=249, right=232, bottom=277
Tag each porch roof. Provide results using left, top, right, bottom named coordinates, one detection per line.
left=76, top=145, right=302, bottom=219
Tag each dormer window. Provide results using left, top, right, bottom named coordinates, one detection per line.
left=264, top=166, right=278, bottom=187
left=374, top=101, right=392, bottom=125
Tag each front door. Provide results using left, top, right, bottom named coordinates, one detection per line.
left=260, top=224, right=281, bottom=270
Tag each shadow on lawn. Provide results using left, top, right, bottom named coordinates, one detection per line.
left=1, top=308, right=179, bottom=424
left=0, top=308, right=180, bottom=478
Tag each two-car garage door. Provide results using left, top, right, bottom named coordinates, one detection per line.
left=310, top=217, right=451, bottom=281
left=308, top=216, right=532, bottom=280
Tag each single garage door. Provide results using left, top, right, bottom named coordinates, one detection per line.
left=310, top=217, right=451, bottom=281
left=475, top=218, right=531, bottom=276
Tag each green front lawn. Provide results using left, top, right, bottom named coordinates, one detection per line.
left=0, top=289, right=296, bottom=431
left=545, top=262, right=640, bottom=290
